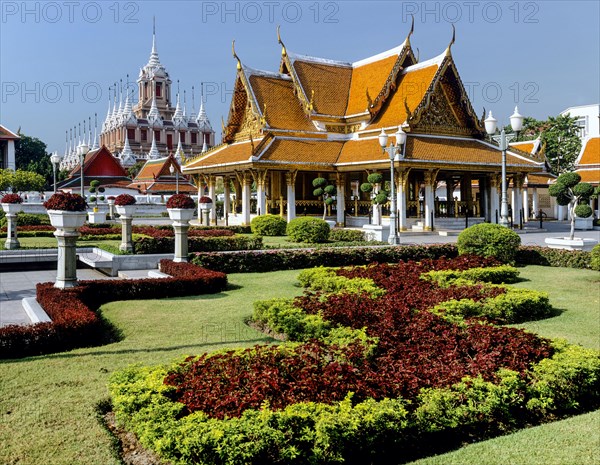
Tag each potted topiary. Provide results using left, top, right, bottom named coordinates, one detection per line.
left=199, top=195, right=213, bottom=210
left=312, top=177, right=336, bottom=227
left=166, top=194, right=196, bottom=222
left=360, top=173, right=388, bottom=226
left=1, top=193, right=23, bottom=214
left=88, top=181, right=107, bottom=223
left=114, top=194, right=137, bottom=217
left=546, top=172, right=597, bottom=251
left=106, top=195, right=116, bottom=220
left=1, top=193, right=23, bottom=249
left=44, top=192, right=88, bottom=229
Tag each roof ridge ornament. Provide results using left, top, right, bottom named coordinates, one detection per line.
left=445, top=23, right=456, bottom=57
left=232, top=40, right=242, bottom=70
left=405, top=15, right=414, bottom=45
left=277, top=25, right=287, bottom=57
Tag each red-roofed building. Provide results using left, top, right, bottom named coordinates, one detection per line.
left=128, top=155, right=195, bottom=194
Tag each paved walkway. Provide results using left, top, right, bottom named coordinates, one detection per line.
left=0, top=221, right=597, bottom=328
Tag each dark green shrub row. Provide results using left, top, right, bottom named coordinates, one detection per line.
left=431, top=286, right=552, bottom=324
left=109, top=340, right=600, bottom=465
left=423, top=265, right=520, bottom=286
left=251, top=214, right=287, bottom=236
left=516, top=246, right=592, bottom=269
left=328, top=228, right=365, bottom=242
left=0, top=212, right=51, bottom=227
left=286, top=217, right=330, bottom=243
left=192, top=244, right=459, bottom=273
left=134, top=235, right=263, bottom=254
left=589, top=244, right=600, bottom=271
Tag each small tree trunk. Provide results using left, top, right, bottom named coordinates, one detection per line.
left=323, top=199, right=327, bottom=220
left=569, top=201, right=576, bottom=240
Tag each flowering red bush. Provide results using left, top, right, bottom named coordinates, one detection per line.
left=199, top=196, right=212, bottom=204
left=1, top=193, right=23, bottom=204
left=43, top=192, right=87, bottom=211
left=0, top=261, right=227, bottom=358
left=132, top=226, right=234, bottom=238
left=166, top=194, right=196, bottom=209
left=114, top=194, right=136, bottom=206
left=165, top=256, right=553, bottom=419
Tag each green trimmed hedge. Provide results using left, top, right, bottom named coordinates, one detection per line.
left=297, top=267, right=384, bottom=297
left=590, top=244, right=600, bottom=271
left=516, top=246, right=592, bottom=269
left=192, top=244, right=459, bottom=273
left=457, top=223, right=521, bottom=264
left=109, top=340, right=600, bottom=465
left=251, top=215, right=287, bottom=236
left=328, top=229, right=365, bottom=242
left=423, top=265, right=520, bottom=286
left=431, top=286, right=552, bottom=324
left=286, top=217, right=330, bottom=243
left=134, top=235, right=263, bottom=254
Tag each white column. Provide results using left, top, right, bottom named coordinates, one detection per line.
left=255, top=170, right=267, bottom=217
left=532, top=188, right=539, bottom=219
left=522, top=188, right=530, bottom=222
left=242, top=172, right=251, bottom=225
left=511, top=188, right=516, bottom=223
left=557, top=205, right=567, bottom=221
left=208, top=176, right=217, bottom=225
left=397, top=170, right=408, bottom=231
left=286, top=171, right=296, bottom=222
left=336, top=177, right=345, bottom=226
left=197, top=182, right=203, bottom=219
left=7, top=140, right=16, bottom=170
left=223, top=177, right=230, bottom=220
left=424, top=170, right=436, bottom=230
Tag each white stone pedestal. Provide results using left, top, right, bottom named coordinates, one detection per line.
left=119, top=217, right=134, bottom=253
left=4, top=212, right=19, bottom=249
left=54, top=229, right=80, bottom=289
left=88, top=211, right=107, bottom=224
left=168, top=208, right=194, bottom=263
left=575, top=217, right=594, bottom=231
left=363, top=224, right=390, bottom=242
left=545, top=237, right=598, bottom=252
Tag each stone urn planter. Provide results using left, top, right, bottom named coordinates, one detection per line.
left=114, top=194, right=137, bottom=253
left=43, top=192, right=88, bottom=289
left=198, top=196, right=213, bottom=226
left=1, top=194, right=23, bottom=250
left=107, top=197, right=115, bottom=219
left=574, top=216, right=594, bottom=231
left=167, top=195, right=197, bottom=263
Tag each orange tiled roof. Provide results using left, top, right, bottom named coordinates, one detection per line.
left=135, top=158, right=172, bottom=181
left=526, top=173, right=556, bottom=186
left=292, top=59, right=352, bottom=116
left=577, top=137, right=600, bottom=166
left=0, top=124, right=20, bottom=139
left=369, top=65, right=439, bottom=129
left=575, top=168, right=600, bottom=185
left=346, top=55, right=398, bottom=116
left=510, top=141, right=535, bottom=154
left=337, top=136, right=542, bottom=167
left=133, top=181, right=196, bottom=193
left=258, top=138, right=344, bottom=165
left=184, top=141, right=253, bottom=170
left=248, top=75, right=315, bottom=131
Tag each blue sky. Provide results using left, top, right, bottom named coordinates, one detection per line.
left=1, top=0, right=599, bottom=153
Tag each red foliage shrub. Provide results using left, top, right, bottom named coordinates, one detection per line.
left=114, top=194, right=136, bottom=206
left=43, top=192, right=87, bottom=211
left=132, top=226, right=234, bottom=238
left=0, top=261, right=227, bottom=359
left=166, top=194, right=196, bottom=209
left=1, top=193, right=23, bottom=204
left=165, top=256, right=552, bottom=419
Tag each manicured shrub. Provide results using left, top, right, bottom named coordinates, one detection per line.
left=114, top=194, right=136, bottom=206
left=1, top=193, right=23, bottom=203
left=251, top=214, right=287, bottom=236
left=423, top=265, right=520, bottom=286
left=328, top=228, right=365, bottom=242
left=286, top=217, right=330, bottom=243
left=134, top=235, right=263, bottom=254
left=192, top=244, right=459, bottom=273
left=590, top=244, right=600, bottom=271
left=516, top=246, right=591, bottom=269
left=297, top=267, right=384, bottom=297
left=166, top=194, right=196, bottom=209
left=457, top=223, right=521, bottom=263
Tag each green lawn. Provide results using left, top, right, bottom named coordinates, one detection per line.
left=0, top=265, right=598, bottom=465
left=7, top=236, right=122, bottom=249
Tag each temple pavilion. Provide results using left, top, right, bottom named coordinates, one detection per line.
left=182, top=26, right=545, bottom=229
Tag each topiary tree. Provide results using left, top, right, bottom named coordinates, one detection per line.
left=548, top=172, right=594, bottom=240
left=286, top=217, right=330, bottom=243
left=312, top=177, right=336, bottom=220
left=457, top=223, right=521, bottom=264
left=88, top=180, right=105, bottom=209
left=360, top=173, right=388, bottom=225
left=251, top=214, right=287, bottom=236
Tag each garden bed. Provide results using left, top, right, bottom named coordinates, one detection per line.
left=109, top=257, right=600, bottom=464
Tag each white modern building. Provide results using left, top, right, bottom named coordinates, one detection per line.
left=0, top=124, right=19, bottom=170
left=560, top=104, right=600, bottom=140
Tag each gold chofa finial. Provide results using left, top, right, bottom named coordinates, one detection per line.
left=406, top=14, right=414, bottom=43
left=277, top=25, right=286, bottom=57
left=232, top=40, right=242, bottom=70
left=445, top=24, right=456, bottom=56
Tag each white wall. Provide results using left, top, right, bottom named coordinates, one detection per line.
left=560, top=104, right=600, bottom=140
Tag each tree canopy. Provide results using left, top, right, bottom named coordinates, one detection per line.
left=0, top=169, right=46, bottom=195
left=15, top=134, right=54, bottom=189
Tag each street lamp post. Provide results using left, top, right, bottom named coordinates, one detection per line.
left=77, top=142, right=90, bottom=198
left=378, top=126, right=407, bottom=245
left=169, top=164, right=179, bottom=194
left=50, top=151, right=63, bottom=193
left=484, top=107, right=524, bottom=227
